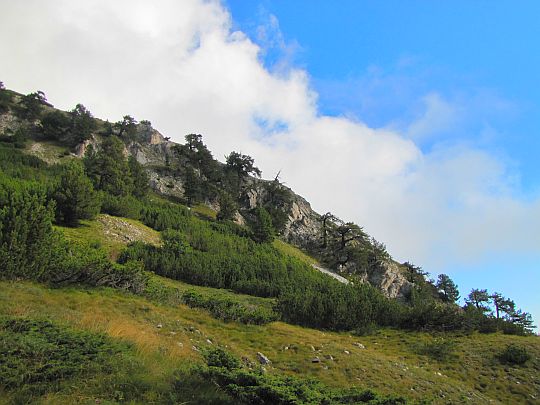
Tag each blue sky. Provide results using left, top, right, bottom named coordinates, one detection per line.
left=1, top=0, right=538, bottom=326
left=228, top=0, right=540, bottom=189
left=226, top=0, right=540, bottom=322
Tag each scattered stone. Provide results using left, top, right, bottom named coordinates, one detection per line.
left=324, top=354, right=334, bottom=361
left=311, top=357, right=321, bottom=363
left=170, top=331, right=177, bottom=335
left=353, top=342, right=365, bottom=349
left=344, top=350, right=350, bottom=355
left=206, top=339, right=213, bottom=345
left=157, top=323, right=163, bottom=328
left=241, top=356, right=254, bottom=368
left=323, top=365, right=329, bottom=370
left=177, top=342, right=184, bottom=348
left=284, top=346, right=289, bottom=351
left=309, top=345, right=316, bottom=351
left=257, top=352, right=271, bottom=365
left=192, top=346, right=199, bottom=352
left=195, top=329, right=201, bottom=335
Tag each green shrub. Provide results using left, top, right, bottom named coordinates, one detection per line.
left=498, top=344, right=531, bottom=365
left=0, top=317, right=132, bottom=398
left=415, top=338, right=457, bottom=361
left=52, top=241, right=149, bottom=293
left=100, top=193, right=142, bottom=219
left=181, top=290, right=279, bottom=325
left=0, top=178, right=62, bottom=280
left=194, top=348, right=409, bottom=405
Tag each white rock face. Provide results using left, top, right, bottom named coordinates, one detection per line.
left=256, top=352, right=271, bottom=365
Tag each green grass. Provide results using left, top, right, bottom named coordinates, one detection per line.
left=272, top=239, right=319, bottom=266
left=191, top=203, right=217, bottom=220
left=0, top=281, right=538, bottom=404
left=56, top=214, right=161, bottom=259
left=25, top=140, right=72, bottom=164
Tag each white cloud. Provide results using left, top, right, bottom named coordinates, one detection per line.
left=1, top=0, right=539, bottom=278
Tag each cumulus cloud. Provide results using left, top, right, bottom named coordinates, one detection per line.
left=1, top=0, right=539, bottom=277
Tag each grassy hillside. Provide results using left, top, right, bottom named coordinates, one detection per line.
left=1, top=281, right=538, bottom=404
left=2, top=88, right=539, bottom=404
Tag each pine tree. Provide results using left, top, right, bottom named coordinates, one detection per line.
left=87, top=136, right=133, bottom=196
left=251, top=206, right=275, bottom=243
left=217, top=191, right=237, bottom=221
left=128, top=156, right=149, bottom=198
left=436, top=274, right=460, bottom=303
left=53, top=161, right=100, bottom=226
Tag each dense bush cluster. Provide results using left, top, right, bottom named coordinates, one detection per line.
left=0, top=318, right=132, bottom=397
left=0, top=171, right=148, bottom=292
left=181, top=290, right=279, bottom=325
left=497, top=344, right=531, bottom=365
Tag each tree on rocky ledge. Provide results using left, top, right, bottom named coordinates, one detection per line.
left=436, top=274, right=460, bottom=303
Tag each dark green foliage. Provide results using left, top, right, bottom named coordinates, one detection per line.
left=217, top=191, right=237, bottom=221
left=435, top=274, right=459, bottom=303
left=17, top=91, right=47, bottom=120
left=277, top=281, right=402, bottom=331
left=39, top=104, right=96, bottom=146
left=182, top=290, right=279, bottom=325
left=52, top=241, right=149, bottom=293
left=69, top=103, right=96, bottom=145
left=400, top=301, right=464, bottom=331
left=415, top=338, right=457, bottom=361
left=0, top=317, right=132, bottom=398
left=262, top=179, right=293, bottom=233
left=114, top=115, right=137, bottom=139
left=251, top=206, right=275, bottom=243
left=465, top=288, right=490, bottom=311
left=0, top=178, right=61, bottom=280
left=0, top=127, right=29, bottom=148
left=100, top=193, right=142, bottom=219
left=139, top=201, right=191, bottom=230
left=128, top=156, right=149, bottom=198
left=497, top=344, right=531, bottom=365
left=0, top=82, right=12, bottom=112
left=195, top=348, right=409, bottom=405
left=40, top=110, right=71, bottom=140
left=53, top=161, right=100, bottom=226
left=226, top=151, right=261, bottom=178
left=84, top=136, right=133, bottom=196
left=119, top=225, right=314, bottom=299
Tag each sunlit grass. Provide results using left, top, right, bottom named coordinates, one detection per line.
left=272, top=239, right=319, bottom=266
left=1, top=281, right=538, bottom=404
left=56, top=214, right=161, bottom=259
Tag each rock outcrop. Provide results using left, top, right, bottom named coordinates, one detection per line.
left=69, top=122, right=413, bottom=299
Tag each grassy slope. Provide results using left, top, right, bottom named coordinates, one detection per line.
left=15, top=209, right=539, bottom=404
left=57, top=214, right=162, bottom=260
left=0, top=282, right=539, bottom=404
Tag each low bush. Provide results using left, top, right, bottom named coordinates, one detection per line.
left=0, top=317, right=132, bottom=398
left=52, top=241, right=149, bottom=293
left=192, top=347, right=409, bottom=405
left=415, top=337, right=457, bottom=361
left=498, top=344, right=531, bottom=365
left=100, top=193, right=143, bottom=219
left=182, top=290, right=279, bottom=325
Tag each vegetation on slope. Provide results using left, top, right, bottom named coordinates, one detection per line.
left=0, top=282, right=538, bottom=404
left=1, top=83, right=538, bottom=403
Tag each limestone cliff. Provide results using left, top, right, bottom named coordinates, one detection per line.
left=118, top=128, right=413, bottom=299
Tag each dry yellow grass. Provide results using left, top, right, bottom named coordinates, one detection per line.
left=1, top=281, right=538, bottom=404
